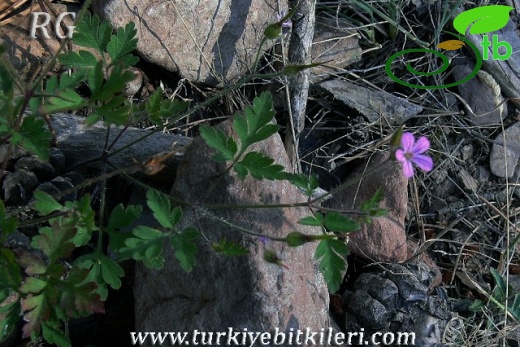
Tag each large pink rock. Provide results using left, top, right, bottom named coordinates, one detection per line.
left=327, top=152, right=409, bottom=262
left=134, top=119, right=330, bottom=341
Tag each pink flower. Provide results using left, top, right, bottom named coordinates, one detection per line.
left=276, top=11, right=292, bottom=28
left=395, top=132, right=433, bottom=178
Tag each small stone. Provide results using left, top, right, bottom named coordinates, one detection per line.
left=460, top=144, right=473, bottom=161
left=457, top=168, right=478, bottom=192
left=474, top=166, right=490, bottom=183
left=490, top=122, right=520, bottom=178
left=63, top=171, right=84, bottom=187
left=318, top=79, right=423, bottom=125
left=35, top=182, right=61, bottom=198
left=3, top=170, right=39, bottom=205
left=15, top=155, right=55, bottom=182
left=50, top=176, right=76, bottom=202
left=49, top=147, right=66, bottom=172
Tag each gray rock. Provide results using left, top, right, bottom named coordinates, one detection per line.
left=15, top=155, right=55, bottom=182
left=326, top=152, right=408, bottom=262
left=50, top=176, right=76, bottom=202
left=92, top=0, right=286, bottom=86
left=342, top=263, right=451, bottom=347
left=49, top=147, right=66, bottom=172
left=318, top=79, right=423, bottom=125
left=35, top=182, right=61, bottom=198
left=134, top=119, right=330, bottom=343
left=3, top=170, right=39, bottom=205
left=490, top=122, right=520, bottom=178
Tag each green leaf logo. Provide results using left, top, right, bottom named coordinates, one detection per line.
left=453, top=5, right=513, bottom=35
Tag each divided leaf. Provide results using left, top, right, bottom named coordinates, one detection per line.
left=323, top=212, right=360, bottom=233
left=107, top=22, right=139, bottom=65
left=233, top=92, right=278, bottom=152
left=212, top=238, right=249, bottom=256
left=298, top=213, right=324, bottom=227
left=199, top=125, right=237, bottom=162
left=315, top=238, right=349, bottom=293
left=10, top=116, right=51, bottom=160
left=146, top=88, right=189, bottom=124
left=170, top=227, right=199, bottom=272
left=0, top=200, right=18, bottom=239
left=107, top=203, right=142, bottom=231
left=59, top=50, right=98, bottom=68
left=119, top=226, right=166, bottom=269
left=146, top=189, right=181, bottom=229
left=234, top=151, right=285, bottom=180
left=72, top=12, right=112, bottom=54
left=32, top=190, right=63, bottom=216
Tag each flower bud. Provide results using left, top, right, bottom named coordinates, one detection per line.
left=286, top=231, right=311, bottom=247
left=264, top=23, right=282, bottom=39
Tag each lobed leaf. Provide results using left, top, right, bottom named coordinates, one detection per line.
left=72, top=12, right=112, bottom=54
left=146, top=88, right=189, bottom=124
left=233, top=92, right=278, bottom=152
left=199, top=125, right=237, bottom=162
left=0, top=200, right=18, bottom=239
left=146, top=189, right=181, bottom=229
left=32, top=190, right=62, bottom=216
left=59, top=50, right=98, bottom=68
left=10, top=116, right=51, bottom=160
left=323, top=212, right=360, bottom=233
left=107, top=203, right=142, bottom=231
left=119, top=226, right=166, bottom=269
left=170, top=227, right=199, bottom=272
left=212, top=238, right=249, bottom=256
left=107, top=22, right=138, bottom=64
left=315, top=238, right=349, bottom=292
left=298, top=213, right=324, bottom=227
left=234, top=151, right=285, bottom=180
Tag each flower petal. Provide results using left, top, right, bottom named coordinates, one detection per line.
left=402, top=160, right=414, bottom=178
left=412, top=154, right=433, bottom=172
left=395, top=149, right=406, bottom=162
left=413, top=136, right=430, bottom=154
left=400, top=132, right=415, bottom=152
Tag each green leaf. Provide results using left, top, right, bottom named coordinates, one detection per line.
left=10, top=116, right=51, bottom=160
left=490, top=267, right=507, bottom=301
left=315, top=238, right=349, bottom=292
left=453, top=5, right=513, bottom=35
left=170, top=227, right=199, bottom=272
left=199, top=125, right=237, bottom=162
left=40, top=88, right=85, bottom=114
left=59, top=50, right=98, bottom=68
left=17, top=251, right=46, bottom=275
left=20, top=277, right=47, bottom=294
left=284, top=173, right=319, bottom=196
left=99, top=255, right=124, bottom=290
left=324, top=212, right=360, bottom=233
left=91, top=64, right=135, bottom=102
left=32, top=218, right=77, bottom=262
left=72, top=12, right=112, bottom=54
left=298, top=213, right=324, bottom=227
left=0, top=296, right=20, bottom=345
left=212, top=238, right=249, bottom=256
left=120, top=226, right=166, bottom=269
left=87, top=95, right=131, bottom=126
left=107, top=204, right=142, bottom=231
left=42, top=321, right=71, bottom=347
left=21, top=293, right=48, bottom=338
left=146, top=189, right=181, bottom=229
left=360, top=188, right=384, bottom=212
left=234, top=151, right=285, bottom=180
left=0, top=200, right=18, bottom=240
left=146, top=88, right=189, bottom=124
left=0, top=249, right=22, bottom=288
left=59, top=267, right=105, bottom=317
left=233, top=92, right=278, bottom=153
left=107, top=22, right=138, bottom=64
left=32, top=190, right=63, bottom=216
